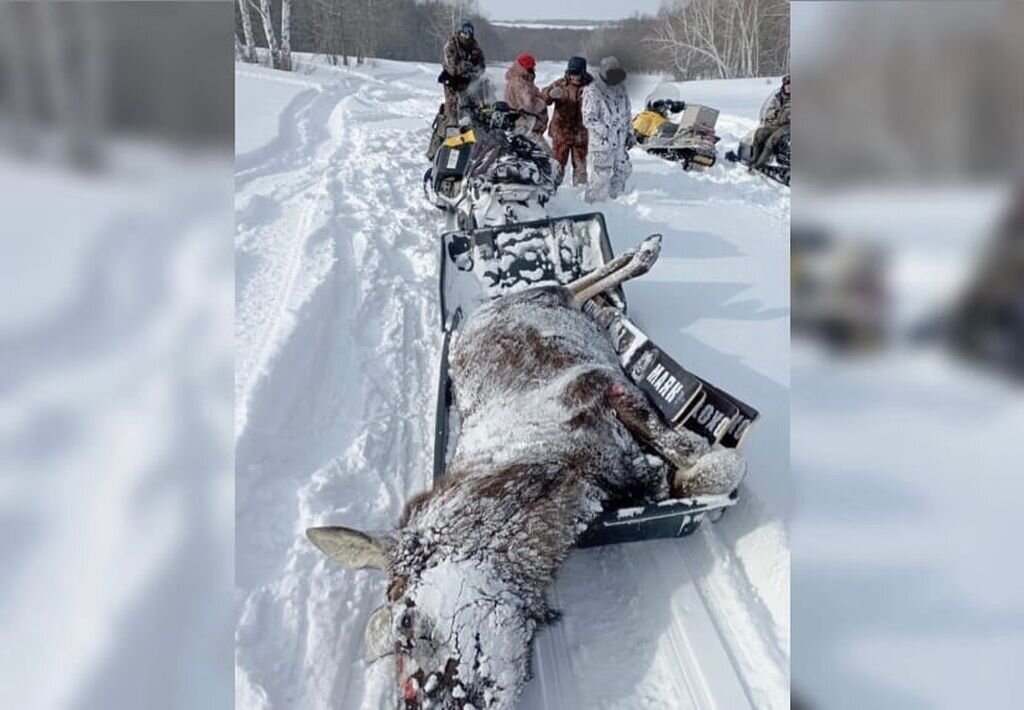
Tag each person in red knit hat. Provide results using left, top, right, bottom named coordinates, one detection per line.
left=504, top=52, right=549, bottom=139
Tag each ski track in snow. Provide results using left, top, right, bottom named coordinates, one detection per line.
left=236, top=59, right=789, bottom=710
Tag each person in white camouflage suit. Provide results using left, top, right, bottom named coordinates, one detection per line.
left=581, top=56, right=633, bottom=202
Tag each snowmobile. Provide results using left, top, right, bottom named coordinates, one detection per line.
left=425, top=101, right=557, bottom=231
left=631, top=84, right=721, bottom=169
left=792, top=225, right=888, bottom=350
left=434, top=212, right=759, bottom=546
left=725, top=92, right=791, bottom=185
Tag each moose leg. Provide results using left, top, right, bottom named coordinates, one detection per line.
left=606, top=379, right=709, bottom=469
left=671, top=448, right=747, bottom=498
left=567, top=234, right=662, bottom=305
left=565, top=251, right=635, bottom=294
left=608, top=379, right=747, bottom=496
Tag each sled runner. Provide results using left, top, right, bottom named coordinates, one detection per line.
left=434, top=213, right=754, bottom=546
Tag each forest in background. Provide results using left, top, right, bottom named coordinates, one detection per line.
left=235, top=0, right=791, bottom=80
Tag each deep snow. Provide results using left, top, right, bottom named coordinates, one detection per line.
left=791, top=187, right=1024, bottom=708
left=235, top=57, right=789, bottom=709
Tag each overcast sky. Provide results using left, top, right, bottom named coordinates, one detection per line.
left=478, top=0, right=666, bottom=22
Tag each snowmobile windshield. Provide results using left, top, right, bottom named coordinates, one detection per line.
left=759, top=91, right=781, bottom=123
left=463, top=76, right=496, bottom=110
left=645, top=83, right=681, bottom=110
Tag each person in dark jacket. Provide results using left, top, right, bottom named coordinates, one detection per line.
left=750, top=74, right=790, bottom=169
left=542, top=56, right=592, bottom=186
left=441, top=20, right=486, bottom=124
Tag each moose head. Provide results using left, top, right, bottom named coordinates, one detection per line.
left=307, top=514, right=544, bottom=710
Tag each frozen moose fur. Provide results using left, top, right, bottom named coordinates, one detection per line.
left=306, top=236, right=745, bottom=710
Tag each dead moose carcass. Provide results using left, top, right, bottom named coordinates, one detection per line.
left=306, top=219, right=748, bottom=709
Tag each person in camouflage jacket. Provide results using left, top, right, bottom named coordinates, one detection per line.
left=441, top=20, right=486, bottom=123
left=581, top=56, right=632, bottom=202
left=750, top=74, right=790, bottom=169
left=504, top=53, right=548, bottom=139
left=541, top=56, right=592, bottom=186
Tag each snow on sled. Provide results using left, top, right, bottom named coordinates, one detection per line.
left=632, top=84, right=721, bottom=170
left=434, top=213, right=755, bottom=546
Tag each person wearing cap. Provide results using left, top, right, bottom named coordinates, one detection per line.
left=541, top=56, right=593, bottom=186
left=504, top=53, right=548, bottom=138
left=750, top=74, right=790, bottom=170
left=581, top=56, right=633, bottom=202
left=440, top=20, right=486, bottom=124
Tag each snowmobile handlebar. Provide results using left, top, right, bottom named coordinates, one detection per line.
left=647, top=99, right=687, bottom=116
left=438, top=69, right=472, bottom=91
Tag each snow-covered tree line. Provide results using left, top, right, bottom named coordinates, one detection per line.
left=234, top=0, right=790, bottom=79
left=642, top=0, right=790, bottom=80
left=234, top=0, right=485, bottom=70
left=235, top=0, right=291, bottom=70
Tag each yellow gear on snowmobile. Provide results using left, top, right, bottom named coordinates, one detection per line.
left=632, top=111, right=667, bottom=139
left=443, top=129, right=476, bottom=148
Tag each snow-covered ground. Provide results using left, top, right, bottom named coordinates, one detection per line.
left=0, top=148, right=234, bottom=709
left=235, top=57, right=789, bottom=709
left=792, top=187, right=1024, bottom=708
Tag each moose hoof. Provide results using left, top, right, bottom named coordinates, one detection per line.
left=632, top=234, right=663, bottom=273
left=671, top=449, right=746, bottom=498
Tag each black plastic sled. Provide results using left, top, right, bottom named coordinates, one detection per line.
left=432, top=213, right=740, bottom=547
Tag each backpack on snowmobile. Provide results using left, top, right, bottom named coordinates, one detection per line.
left=434, top=213, right=758, bottom=546
left=631, top=84, right=721, bottom=170
left=460, top=122, right=556, bottom=228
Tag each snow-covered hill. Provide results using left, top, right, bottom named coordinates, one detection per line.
left=235, top=57, right=789, bottom=709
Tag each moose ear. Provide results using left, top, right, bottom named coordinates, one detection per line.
left=363, top=605, right=394, bottom=663
left=305, top=526, right=390, bottom=570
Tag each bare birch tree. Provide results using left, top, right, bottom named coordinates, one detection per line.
left=424, top=0, right=479, bottom=54
left=647, top=0, right=789, bottom=80
left=22, top=0, right=107, bottom=168
left=280, top=0, right=292, bottom=71
left=236, top=0, right=257, bottom=63
left=248, top=0, right=281, bottom=68
left=0, top=1, right=36, bottom=154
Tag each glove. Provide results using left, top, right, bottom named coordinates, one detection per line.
left=548, top=86, right=565, bottom=100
